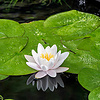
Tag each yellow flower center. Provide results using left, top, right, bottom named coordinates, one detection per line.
left=40, top=52, right=54, bottom=61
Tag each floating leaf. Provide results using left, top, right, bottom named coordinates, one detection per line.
left=78, top=68, right=100, bottom=91
left=0, top=10, right=100, bottom=75
left=89, top=86, right=100, bottom=100
left=0, top=37, right=36, bottom=75
left=0, top=19, right=35, bottom=75
left=0, top=19, right=24, bottom=37
left=44, top=10, right=100, bottom=73
left=90, top=27, right=100, bottom=60
left=44, top=10, right=100, bottom=40
left=0, top=74, right=8, bottom=80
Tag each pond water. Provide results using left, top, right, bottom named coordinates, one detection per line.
left=0, top=0, right=100, bottom=100
left=0, top=0, right=100, bottom=23
left=0, top=73, right=89, bottom=100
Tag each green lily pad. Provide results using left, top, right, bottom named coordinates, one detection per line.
left=78, top=68, right=100, bottom=91
left=44, top=10, right=100, bottom=28
left=0, top=74, right=8, bottom=80
left=0, top=10, right=100, bottom=75
left=61, top=38, right=98, bottom=73
left=0, top=36, right=36, bottom=75
left=0, top=19, right=24, bottom=37
left=44, top=10, right=100, bottom=73
left=90, top=27, right=100, bottom=60
left=44, top=10, right=100, bottom=40
left=89, top=86, right=100, bottom=100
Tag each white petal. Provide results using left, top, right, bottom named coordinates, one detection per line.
left=32, top=50, right=40, bottom=66
left=35, top=71, right=47, bottom=78
left=39, top=58, right=48, bottom=65
left=47, top=70, right=56, bottom=77
left=52, top=59, right=65, bottom=69
left=54, top=54, right=57, bottom=60
left=45, top=46, right=51, bottom=53
left=24, top=55, right=35, bottom=62
left=26, top=62, right=41, bottom=70
left=55, top=67, right=69, bottom=73
left=51, top=44, right=57, bottom=55
left=56, top=50, right=61, bottom=62
left=47, top=58, right=54, bottom=69
left=41, top=65, right=48, bottom=71
left=37, top=43, right=45, bottom=54
left=52, top=52, right=69, bottom=69
left=59, top=52, right=69, bottom=61
left=52, top=50, right=61, bottom=69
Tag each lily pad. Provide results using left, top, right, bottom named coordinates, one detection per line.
left=0, top=10, right=100, bottom=75
left=44, top=10, right=100, bottom=73
left=0, top=19, right=24, bottom=37
left=0, top=37, right=36, bottom=75
left=0, top=19, right=35, bottom=75
left=0, top=74, right=8, bottom=80
left=44, top=10, right=100, bottom=28
left=78, top=68, right=100, bottom=91
left=90, top=27, right=100, bottom=60
left=89, top=86, right=100, bottom=100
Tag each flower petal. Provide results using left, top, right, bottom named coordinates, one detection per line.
left=24, top=55, right=35, bottom=63
left=51, top=44, right=57, bottom=55
left=54, top=50, right=61, bottom=64
left=32, top=50, right=40, bottom=66
left=41, top=65, right=48, bottom=71
left=47, top=70, right=56, bottom=77
left=59, top=52, right=69, bottom=61
left=52, top=59, right=65, bottom=69
left=51, top=50, right=61, bottom=70
left=35, top=71, right=47, bottom=78
left=37, top=43, right=45, bottom=54
left=52, top=52, right=69, bottom=69
left=45, top=46, right=51, bottom=53
left=26, top=62, right=41, bottom=70
left=39, top=58, right=48, bottom=66
left=55, top=67, right=69, bottom=73
left=47, top=58, right=54, bottom=69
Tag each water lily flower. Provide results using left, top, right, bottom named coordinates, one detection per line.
left=25, top=43, right=69, bottom=79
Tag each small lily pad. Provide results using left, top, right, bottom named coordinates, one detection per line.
left=0, top=74, right=8, bottom=80
left=89, top=86, right=100, bottom=100
left=78, top=68, right=100, bottom=91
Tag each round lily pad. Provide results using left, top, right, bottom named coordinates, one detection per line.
left=89, top=86, right=100, bottom=100
left=0, top=10, right=100, bottom=75
left=78, top=68, right=100, bottom=91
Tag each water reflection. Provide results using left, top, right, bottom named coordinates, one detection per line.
left=0, top=73, right=89, bottom=100
left=27, top=73, right=64, bottom=91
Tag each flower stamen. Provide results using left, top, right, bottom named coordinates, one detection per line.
left=40, top=52, right=54, bottom=61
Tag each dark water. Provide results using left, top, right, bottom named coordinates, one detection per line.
left=0, top=0, right=99, bottom=99
left=0, top=73, right=89, bottom=100
left=0, top=0, right=100, bottom=23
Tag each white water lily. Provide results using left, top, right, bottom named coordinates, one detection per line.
left=25, top=43, right=69, bottom=79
